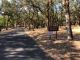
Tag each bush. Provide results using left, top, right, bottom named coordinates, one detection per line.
left=0, top=16, right=5, bottom=28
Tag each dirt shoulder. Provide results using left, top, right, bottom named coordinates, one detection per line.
left=25, top=26, right=80, bottom=60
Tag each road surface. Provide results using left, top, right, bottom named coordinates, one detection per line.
left=0, top=28, right=53, bottom=60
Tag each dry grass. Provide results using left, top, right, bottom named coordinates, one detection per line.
left=72, top=25, right=80, bottom=34
left=26, top=26, right=80, bottom=60
left=25, top=28, right=47, bottom=37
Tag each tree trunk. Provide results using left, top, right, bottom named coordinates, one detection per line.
left=78, top=17, right=80, bottom=26
left=47, top=0, right=52, bottom=31
left=23, top=20, right=26, bottom=28
left=62, top=0, right=73, bottom=40
left=6, top=16, right=9, bottom=30
left=14, top=20, right=17, bottom=28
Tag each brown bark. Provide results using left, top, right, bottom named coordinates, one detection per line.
left=47, top=0, right=52, bottom=31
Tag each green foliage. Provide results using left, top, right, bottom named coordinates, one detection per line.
left=0, top=16, right=5, bottom=26
left=0, top=0, right=79, bottom=29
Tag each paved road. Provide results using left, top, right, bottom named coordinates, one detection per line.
left=0, top=29, right=53, bottom=60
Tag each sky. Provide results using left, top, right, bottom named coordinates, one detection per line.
left=0, top=0, right=2, bottom=7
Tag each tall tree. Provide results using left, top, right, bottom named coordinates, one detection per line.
left=62, top=0, right=73, bottom=40
left=47, top=0, right=53, bottom=31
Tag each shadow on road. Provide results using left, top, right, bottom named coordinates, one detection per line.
left=0, top=30, right=53, bottom=60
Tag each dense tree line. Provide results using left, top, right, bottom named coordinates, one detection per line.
left=0, top=0, right=80, bottom=40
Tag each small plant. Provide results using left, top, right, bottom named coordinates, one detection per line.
left=0, top=16, right=5, bottom=31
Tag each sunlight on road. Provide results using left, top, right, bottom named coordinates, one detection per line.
left=5, top=48, right=24, bottom=51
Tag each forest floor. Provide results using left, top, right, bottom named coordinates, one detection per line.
left=26, top=25, right=80, bottom=60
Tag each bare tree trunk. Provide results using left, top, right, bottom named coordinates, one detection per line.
left=6, top=16, right=9, bottom=30
left=23, top=20, right=26, bottom=28
left=14, top=20, right=17, bottom=28
left=78, top=16, right=80, bottom=26
left=62, top=0, right=73, bottom=40
left=47, top=0, right=52, bottom=30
